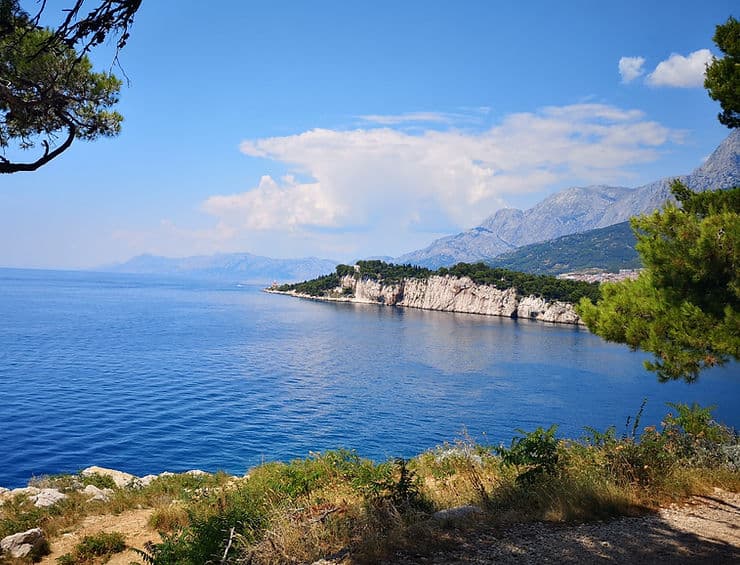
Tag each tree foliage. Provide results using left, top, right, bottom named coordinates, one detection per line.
left=578, top=182, right=740, bottom=382
left=0, top=0, right=141, bottom=173
left=705, top=15, right=740, bottom=129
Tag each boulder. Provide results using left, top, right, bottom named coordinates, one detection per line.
left=30, top=488, right=66, bottom=508
left=81, top=466, right=139, bottom=489
left=185, top=469, right=208, bottom=476
left=83, top=484, right=113, bottom=503
left=432, top=505, right=482, bottom=522
left=139, top=474, right=158, bottom=487
left=1, top=528, right=47, bottom=559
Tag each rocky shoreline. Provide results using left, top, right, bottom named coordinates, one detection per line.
left=0, top=466, right=225, bottom=560
left=267, top=274, right=585, bottom=326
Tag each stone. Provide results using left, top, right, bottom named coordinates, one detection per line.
left=83, top=484, right=113, bottom=502
left=432, top=505, right=482, bottom=522
left=30, top=488, right=66, bottom=508
left=185, top=469, right=209, bottom=476
left=325, top=275, right=583, bottom=325
left=10, top=486, right=40, bottom=497
left=139, top=474, right=158, bottom=487
left=81, top=466, right=139, bottom=489
left=1, top=528, right=47, bottom=559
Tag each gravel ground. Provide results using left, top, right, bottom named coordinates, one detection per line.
left=383, top=488, right=740, bottom=564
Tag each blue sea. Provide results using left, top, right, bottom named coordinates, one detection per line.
left=1, top=268, right=739, bottom=488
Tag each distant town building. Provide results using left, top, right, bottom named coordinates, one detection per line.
left=556, top=269, right=642, bottom=283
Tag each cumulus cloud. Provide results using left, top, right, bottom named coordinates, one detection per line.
left=646, top=49, right=714, bottom=87
left=192, top=103, right=679, bottom=259
left=619, top=56, right=646, bottom=83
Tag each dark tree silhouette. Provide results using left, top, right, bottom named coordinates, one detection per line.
left=0, top=0, right=142, bottom=174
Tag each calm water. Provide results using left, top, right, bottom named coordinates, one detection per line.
left=1, top=268, right=738, bottom=488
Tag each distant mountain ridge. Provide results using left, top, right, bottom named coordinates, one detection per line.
left=105, top=252, right=338, bottom=283
left=397, top=130, right=740, bottom=268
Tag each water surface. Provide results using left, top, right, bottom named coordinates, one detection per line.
left=1, top=268, right=738, bottom=487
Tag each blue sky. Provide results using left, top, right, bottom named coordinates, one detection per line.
left=1, top=0, right=737, bottom=268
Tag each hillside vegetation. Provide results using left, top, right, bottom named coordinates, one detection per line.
left=278, top=260, right=600, bottom=304
left=489, top=221, right=641, bottom=275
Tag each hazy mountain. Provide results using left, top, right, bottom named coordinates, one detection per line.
left=489, top=221, right=640, bottom=275
left=106, top=252, right=338, bottom=284
left=397, top=130, right=740, bottom=268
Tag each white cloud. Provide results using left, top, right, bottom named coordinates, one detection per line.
left=619, top=56, right=646, bottom=83
left=358, top=112, right=458, bottom=125
left=188, top=103, right=679, bottom=259
left=646, top=49, right=713, bottom=87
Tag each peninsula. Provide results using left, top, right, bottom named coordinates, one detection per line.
left=267, top=261, right=601, bottom=325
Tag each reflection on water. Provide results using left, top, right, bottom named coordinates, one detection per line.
left=0, top=268, right=738, bottom=488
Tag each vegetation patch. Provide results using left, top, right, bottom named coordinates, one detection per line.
left=278, top=260, right=600, bottom=303
left=56, top=531, right=126, bottom=565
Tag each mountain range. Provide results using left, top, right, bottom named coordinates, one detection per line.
left=106, top=252, right=338, bottom=283
left=396, top=130, right=740, bottom=268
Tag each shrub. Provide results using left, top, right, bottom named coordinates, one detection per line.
left=496, top=425, right=560, bottom=485
left=56, top=531, right=126, bottom=564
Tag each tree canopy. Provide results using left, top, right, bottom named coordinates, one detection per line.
left=0, top=0, right=141, bottom=173
left=705, top=16, right=740, bottom=129
left=577, top=182, right=739, bottom=382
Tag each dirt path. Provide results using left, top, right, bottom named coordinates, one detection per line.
left=385, top=488, right=740, bottom=564
left=36, top=489, right=739, bottom=564
left=39, top=508, right=161, bottom=565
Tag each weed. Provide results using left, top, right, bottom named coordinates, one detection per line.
left=56, top=531, right=126, bottom=564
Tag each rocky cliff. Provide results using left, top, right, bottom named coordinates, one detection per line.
left=273, top=275, right=583, bottom=325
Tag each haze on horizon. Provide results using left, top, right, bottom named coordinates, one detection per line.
left=1, top=0, right=736, bottom=269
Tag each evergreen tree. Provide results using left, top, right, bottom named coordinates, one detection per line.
left=705, top=16, right=740, bottom=129
left=577, top=182, right=739, bottom=382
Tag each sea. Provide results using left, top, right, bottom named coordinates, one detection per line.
left=1, top=268, right=739, bottom=488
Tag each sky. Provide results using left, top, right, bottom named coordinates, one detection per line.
left=0, top=0, right=737, bottom=269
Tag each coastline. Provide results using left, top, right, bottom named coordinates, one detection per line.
left=264, top=283, right=586, bottom=326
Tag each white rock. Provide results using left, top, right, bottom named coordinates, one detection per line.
left=159, top=471, right=175, bottom=478
left=81, top=466, right=139, bottom=489
left=139, top=474, right=158, bottom=487
left=83, top=484, right=112, bottom=503
left=1, top=528, right=46, bottom=558
left=334, top=275, right=583, bottom=325
left=185, top=469, right=209, bottom=476
left=10, top=486, right=40, bottom=497
left=31, top=488, right=67, bottom=508
left=432, top=505, right=482, bottom=521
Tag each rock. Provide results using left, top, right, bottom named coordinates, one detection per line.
left=30, top=488, right=66, bottom=508
left=139, top=474, right=158, bottom=487
left=83, top=484, right=113, bottom=502
left=1, top=528, right=47, bottom=559
left=159, top=471, right=175, bottom=478
left=81, top=466, right=139, bottom=489
left=331, top=275, right=583, bottom=324
left=432, top=505, right=482, bottom=522
left=0, top=487, right=8, bottom=495
left=11, top=486, right=40, bottom=497
left=185, top=469, right=209, bottom=476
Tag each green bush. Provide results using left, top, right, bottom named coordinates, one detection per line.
left=57, top=531, right=126, bottom=564
left=497, top=425, right=560, bottom=485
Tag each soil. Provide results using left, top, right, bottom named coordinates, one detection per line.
left=385, top=488, right=740, bottom=564
left=38, top=508, right=160, bottom=565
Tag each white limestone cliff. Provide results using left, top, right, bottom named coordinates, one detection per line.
left=273, top=275, right=584, bottom=325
